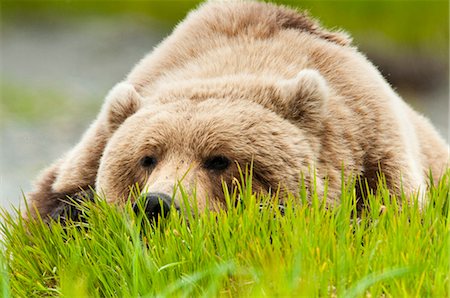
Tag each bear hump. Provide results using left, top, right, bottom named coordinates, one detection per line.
left=188, top=0, right=352, bottom=46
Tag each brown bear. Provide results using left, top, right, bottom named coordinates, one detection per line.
left=26, top=0, right=449, bottom=220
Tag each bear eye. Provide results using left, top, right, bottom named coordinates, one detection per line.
left=204, top=155, right=231, bottom=172
left=140, top=156, right=157, bottom=168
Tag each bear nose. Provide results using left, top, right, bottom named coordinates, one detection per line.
left=133, top=192, right=173, bottom=220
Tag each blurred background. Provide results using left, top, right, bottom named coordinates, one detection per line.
left=1, top=0, right=448, bottom=211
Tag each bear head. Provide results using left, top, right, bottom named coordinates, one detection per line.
left=94, top=69, right=329, bottom=210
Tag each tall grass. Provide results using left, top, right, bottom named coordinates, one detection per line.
left=1, top=170, right=449, bottom=297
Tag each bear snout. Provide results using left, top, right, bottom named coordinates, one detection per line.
left=133, top=192, right=176, bottom=221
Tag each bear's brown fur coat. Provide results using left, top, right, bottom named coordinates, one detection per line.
left=27, top=0, right=449, bottom=218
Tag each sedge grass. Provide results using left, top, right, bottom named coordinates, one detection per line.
left=0, top=170, right=449, bottom=297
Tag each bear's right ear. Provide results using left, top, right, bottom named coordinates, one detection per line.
left=50, top=82, right=142, bottom=195
left=278, top=69, right=329, bottom=128
left=27, top=82, right=143, bottom=220
left=103, top=82, right=143, bottom=132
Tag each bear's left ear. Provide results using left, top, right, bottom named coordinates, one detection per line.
left=278, top=69, right=329, bottom=126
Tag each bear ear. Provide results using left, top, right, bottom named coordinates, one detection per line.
left=279, top=69, right=329, bottom=125
left=51, top=82, right=142, bottom=195
left=103, top=82, right=143, bottom=132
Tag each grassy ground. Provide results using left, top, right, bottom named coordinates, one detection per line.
left=1, top=171, right=449, bottom=297
left=1, top=82, right=100, bottom=124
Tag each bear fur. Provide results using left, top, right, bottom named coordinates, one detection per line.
left=26, top=0, right=449, bottom=219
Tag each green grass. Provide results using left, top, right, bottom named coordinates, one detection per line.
left=0, top=82, right=100, bottom=124
left=1, top=170, right=449, bottom=297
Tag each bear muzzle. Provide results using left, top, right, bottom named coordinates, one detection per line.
left=133, top=192, right=178, bottom=221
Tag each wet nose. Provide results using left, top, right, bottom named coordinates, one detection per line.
left=133, top=192, right=172, bottom=220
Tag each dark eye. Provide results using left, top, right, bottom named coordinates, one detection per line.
left=204, top=155, right=231, bottom=172
left=140, top=156, right=157, bottom=168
